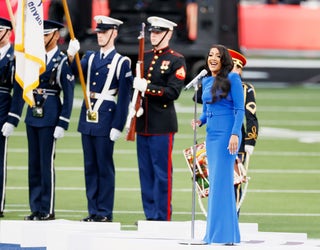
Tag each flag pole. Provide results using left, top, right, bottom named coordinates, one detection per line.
left=5, top=0, right=16, bottom=33
left=61, top=0, right=89, bottom=109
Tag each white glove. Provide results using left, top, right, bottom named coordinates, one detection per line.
left=110, top=128, right=121, bottom=141
left=1, top=122, right=15, bottom=137
left=245, top=145, right=254, bottom=155
left=67, top=39, right=80, bottom=57
left=133, top=77, right=147, bottom=92
left=53, top=126, right=65, bottom=139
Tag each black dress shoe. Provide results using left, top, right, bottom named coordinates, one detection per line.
left=81, top=214, right=96, bottom=222
left=39, top=213, right=55, bottom=220
left=93, top=215, right=112, bottom=222
left=24, top=212, right=40, bottom=221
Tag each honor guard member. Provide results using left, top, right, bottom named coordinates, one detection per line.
left=67, top=16, right=133, bottom=222
left=0, top=17, right=24, bottom=218
left=132, top=16, right=186, bottom=221
left=228, top=49, right=259, bottom=216
left=18, top=20, right=75, bottom=221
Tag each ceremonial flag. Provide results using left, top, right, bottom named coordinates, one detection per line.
left=14, top=0, right=46, bottom=107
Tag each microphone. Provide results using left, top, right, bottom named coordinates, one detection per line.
left=184, top=69, right=208, bottom=90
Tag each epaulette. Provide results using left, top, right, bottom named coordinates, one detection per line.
left=170, top=50, right=184, bottom=58
left=243, top=82, right=254, bottom=89
left=59, top=51, right=66, bottom=57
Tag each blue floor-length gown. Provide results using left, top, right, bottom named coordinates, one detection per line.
left=199, top=73, right=244, bottom=244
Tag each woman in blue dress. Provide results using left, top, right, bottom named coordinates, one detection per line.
left=192, top=44, right=245, bottom=244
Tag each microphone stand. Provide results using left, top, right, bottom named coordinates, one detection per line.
left=179, top=79, right=204, bottom=245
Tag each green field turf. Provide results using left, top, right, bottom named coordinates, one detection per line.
left=3, top=83, right=320, bottom=239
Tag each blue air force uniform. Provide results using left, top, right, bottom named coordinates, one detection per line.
left=73, top=16, right=133, bottom=222
left=23, top=47, right=74, bottom=219
left=11, top=20, right=76, bottom=221
left=135, top=17, right=186, bottom=221
left=0, top=18, right=24, bottom=217
left=0, top=45, right=14, bottom=218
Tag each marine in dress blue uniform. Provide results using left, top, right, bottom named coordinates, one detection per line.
left=0, top=17, right=24, bottom=218
left=68, top=16, right=133, bottom=222
left=228, top=49, right=259, bottom=216
left=16, top=20, right=75, bottom=221
left=133, top=16, right=186, bottom=221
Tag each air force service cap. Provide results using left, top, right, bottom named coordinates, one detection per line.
left=147, top=16, right=177, bottom=32
left=228, top=49, right=247, bottom=68
left=0, top=17, right=12, bottom=30
left=94, top=15, right=123, bottom=32
left=43, top=20, right=64, bottom=34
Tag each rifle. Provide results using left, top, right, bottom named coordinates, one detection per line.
left=125, top=23, right=145, bottom=141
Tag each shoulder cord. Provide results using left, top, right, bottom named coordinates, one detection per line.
left=49, top=53, right=64, bottom=90
left=56, top=55, right=68, bottom=90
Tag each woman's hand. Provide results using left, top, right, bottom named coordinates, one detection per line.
left=228, top=134, right=239, bottom=155
left=191, top=119, right=201, bottom=130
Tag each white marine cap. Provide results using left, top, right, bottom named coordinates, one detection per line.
left=147, top=16, right=177, bottom=32
left=94, top=15, right=123, bottom=31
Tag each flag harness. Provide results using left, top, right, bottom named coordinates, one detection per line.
left=32, top=53, right=66, bottom=118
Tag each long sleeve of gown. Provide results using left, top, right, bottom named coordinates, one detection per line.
left=229, top=73, right=245, bottom=137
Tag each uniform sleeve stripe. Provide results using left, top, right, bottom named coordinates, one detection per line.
left=8, top=112, right=21, bottom=120
left=59, top=116, right=70, bottom=123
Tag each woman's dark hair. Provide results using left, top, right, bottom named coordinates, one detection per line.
left=206, top=44, right=233, bottom=103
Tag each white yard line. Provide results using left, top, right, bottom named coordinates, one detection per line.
left=5, top=186, right=320, bottom=194
left=6, top=149, right=320, bottom=156
left=7, top=166, right=320, bottom=173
